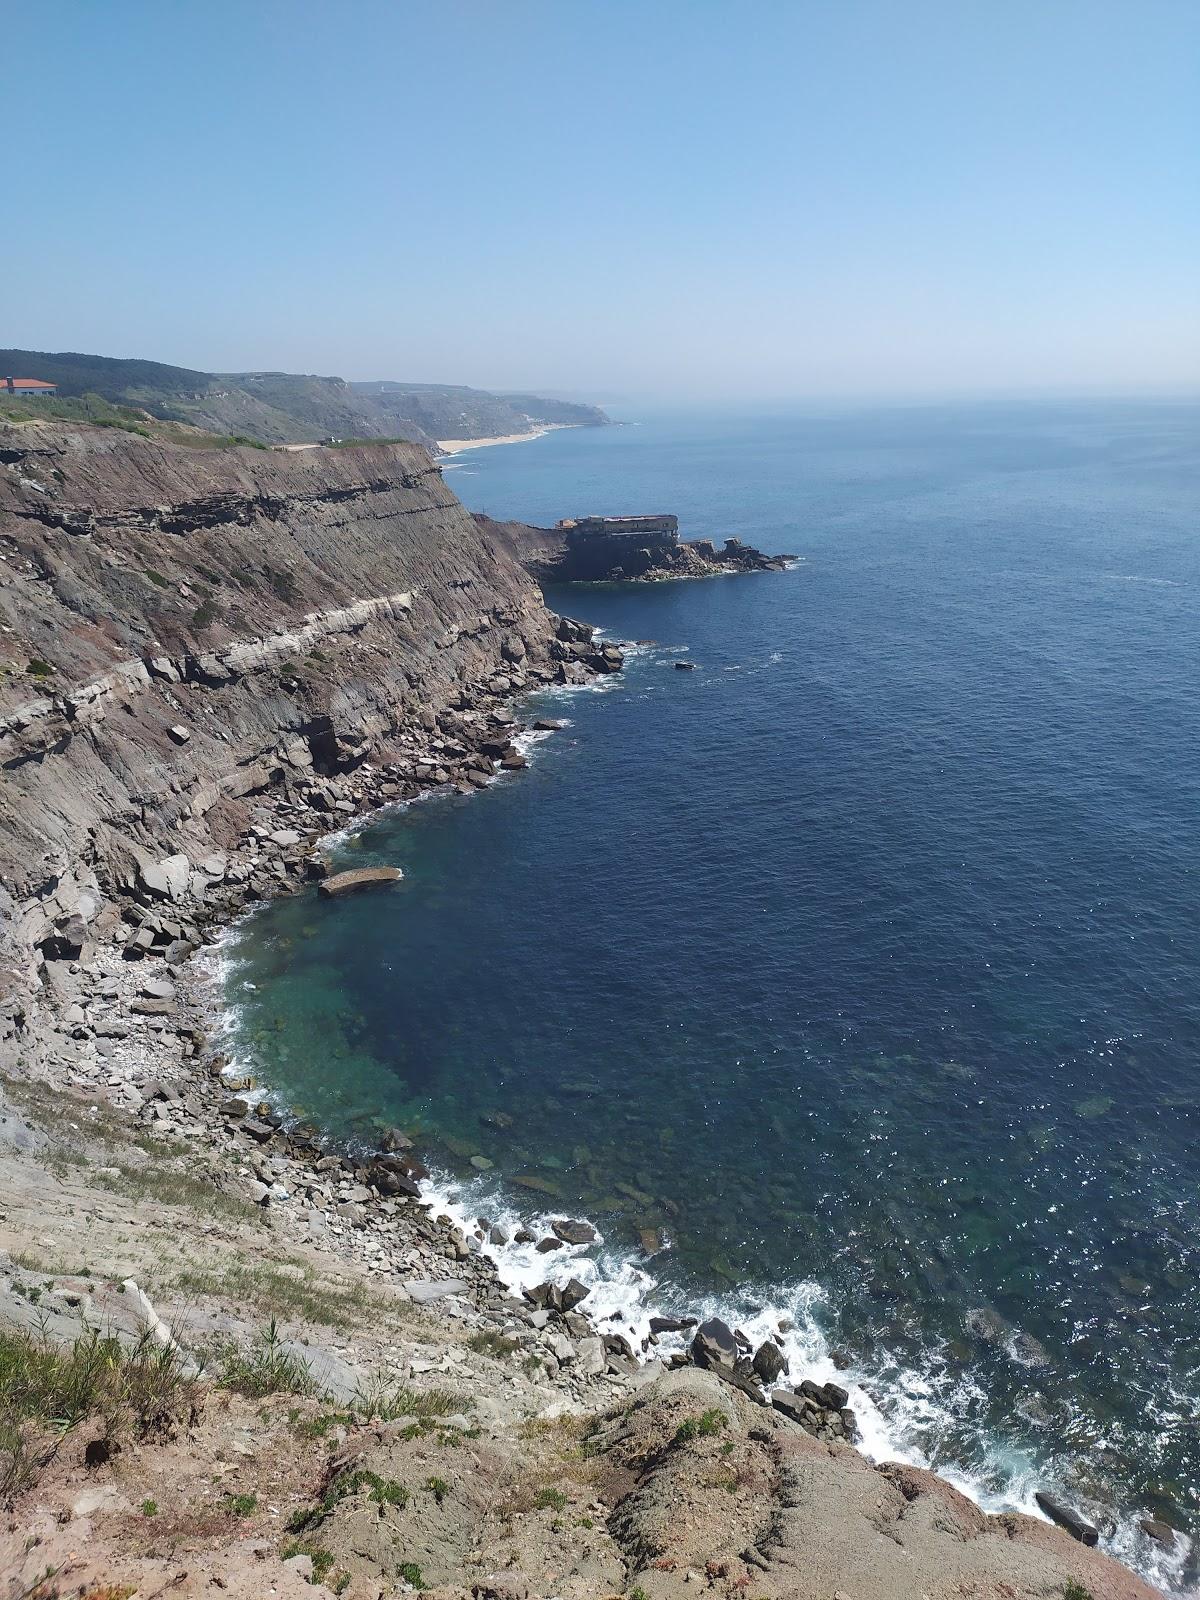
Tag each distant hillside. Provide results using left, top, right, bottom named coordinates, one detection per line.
left=349, top=380, right=607, bottom=439
left=0, top=349, right=610, bottom=449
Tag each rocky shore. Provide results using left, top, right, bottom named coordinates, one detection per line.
left=0, top=419, right=1161, bottom=1600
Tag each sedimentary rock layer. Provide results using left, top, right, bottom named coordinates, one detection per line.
left=0, top=422, right=557, bottom=986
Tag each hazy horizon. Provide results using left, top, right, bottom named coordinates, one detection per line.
left=6, top=0, right=1198, bottom=402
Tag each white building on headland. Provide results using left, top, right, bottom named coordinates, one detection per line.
left=3, top=377, right=58, bottom=397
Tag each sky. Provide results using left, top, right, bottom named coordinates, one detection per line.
left=5, top=0, right=1198, bottom=402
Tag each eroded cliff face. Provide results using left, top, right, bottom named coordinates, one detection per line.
left=0, top=422, right=559, bottom=988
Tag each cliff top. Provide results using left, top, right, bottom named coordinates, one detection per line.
left=0, top=346, right=610, bottom=450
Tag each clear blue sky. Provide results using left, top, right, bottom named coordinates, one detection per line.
left=6, top=0, right=1197, bottom=401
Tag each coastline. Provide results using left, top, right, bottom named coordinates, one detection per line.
left=435, top=422, right=573, bottom=455
left=0, top=421, right=1171, bottom=1597
left=2, top=642, right=1167, bottom=1598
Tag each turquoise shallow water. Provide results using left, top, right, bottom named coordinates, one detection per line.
left=224, top=401, right=1200, bottom=1586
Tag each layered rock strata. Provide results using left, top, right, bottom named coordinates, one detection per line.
left=0, top=422, right=610, bottom=1028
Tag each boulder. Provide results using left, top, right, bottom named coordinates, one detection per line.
left=752, top=1340, right=788, bottom=1385
left=691, top=1317, right=738, bottom=1371
left=1140, top=1518, right=1177, bottom=1548
left=1035, top=1491, right=1099, bottom=1546
left=576, top=1336, right=606, bottom=1377
left=402, top=1279, right=471, bottom=1303
left=39, top=914, right=88, bottom=961
left=524, top=1281, right=563, bottom=1313
left=560, top=1277, right=591, bottom=1312
left=771, top=1389, right=813, bottom=1426
left=551, top=1218, right=597, bottom=1246
left=160, top=854, right=192, bottom=900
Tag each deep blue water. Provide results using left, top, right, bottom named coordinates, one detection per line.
left=225, top=401, right=1200, bottom=1585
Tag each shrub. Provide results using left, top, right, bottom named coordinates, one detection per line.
left=286, top=1467, right=408, bottom=1533
left=0, top=1325, right=198, bottom=1500
left=281, top=1540, right=342, bottom=1586
left=217, top=1321, right=314, bottom=1400
left=223, top=1491, right=258, bottom=1517
left=533, top=1486, right=567, bottom=1511
left=1063, top=1585, right=1095, bottom=1600
left=141, top=1499, right=158, bottom=1516
left=25, top=659, right=53, bottom=677
left=191, top=598, right=218, bottom=629
left=426, top=1475, right=449, bottom=1503
left=397, top=1563, right=425, bottom=1589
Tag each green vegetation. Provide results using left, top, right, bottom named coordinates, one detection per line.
left=286, top=1466, right=408, bottom=1533
left=141, top=1499, right=158, bottom=1516
left=216, top=1321, right=314, bottom=1400
left=25, top=660, right=54, bottom=678
left=1062, top=1585, right=1095, bottom=1600
left=396, top=1563, right=425, bottom=1590
left=349, top=1373, right=460, bottom=1422
left=0, top=391, right=153, bottom=435
left=143, top=568, right=170, bottom=588
left=324, top=435, right=411, bottom=448
left=672, top=1408, right=727, bottom=1445
left=426, top=1475, right=449, bottom=1503
left=0, top=345, right=608, bottom=451
left=0, top=1324, right=198, bottom=1499
left=92, top=1161, right=258, bottom=1224
left=280, top=1538, right=347, bottom=1590
left=223, top=1491, right=258, bottom=1517
left=533, top=1486, right=567, bottom=1511
left=191, top=598, right=218, bottom=629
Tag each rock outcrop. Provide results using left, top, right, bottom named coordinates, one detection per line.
left=0, top=421, right=571, bottom=1003
left=478, top=514, right=793, bottom=582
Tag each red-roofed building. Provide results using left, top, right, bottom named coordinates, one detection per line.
left=3, top=377, right=57, bottom=396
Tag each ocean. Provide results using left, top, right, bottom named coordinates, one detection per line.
left=221, top=399, right=1200, bottom=1589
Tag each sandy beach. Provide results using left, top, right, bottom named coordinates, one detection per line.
left=436, top=421, right=572, bottom=455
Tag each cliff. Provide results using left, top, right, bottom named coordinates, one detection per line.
left=0, top=421, right=1161, bottom=1600
left=0, top=419, right=567, bottom=997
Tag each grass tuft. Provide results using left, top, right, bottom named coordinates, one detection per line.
left=215, top=1321, right=315, bottom=1400
left=673, top=1408, right=727, bottom=1446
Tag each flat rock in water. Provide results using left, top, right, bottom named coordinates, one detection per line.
left=551, top=1218, right=597, bottom=1246
left=1035, top=1491, right=1099, bottom=1546
left=649, top=1314, right=697, bottom=1335
left=318, top=866, right=403, bottom=898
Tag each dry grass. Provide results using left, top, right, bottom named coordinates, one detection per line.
left=172, top=1257, right=402, bottom=1332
